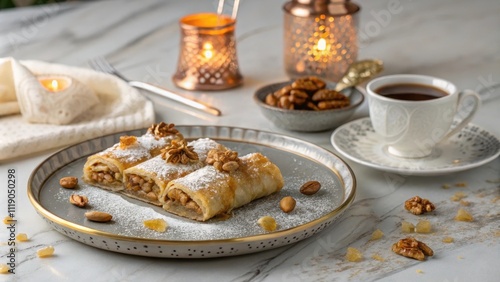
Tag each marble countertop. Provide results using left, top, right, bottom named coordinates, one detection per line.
left=0, top=0, right=499, bottom=281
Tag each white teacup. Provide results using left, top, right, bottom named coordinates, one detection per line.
left=366, top=74, right=481, bottom=158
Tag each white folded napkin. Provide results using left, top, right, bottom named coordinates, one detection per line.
left=0, top=57, right=155, bottom=160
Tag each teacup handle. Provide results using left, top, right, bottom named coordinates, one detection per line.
left=442, top=89, right=481, bottom=141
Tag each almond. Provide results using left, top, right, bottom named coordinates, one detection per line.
left=300, top=181, right=321, bottom=195
left=85, top=211, right=112, bottom=222
left=279, top=196, right=296, bottom=213
left=59, top=176, right=78, bottom=189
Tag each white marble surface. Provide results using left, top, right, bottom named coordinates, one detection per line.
left=0, top=0, right=499, bottom=281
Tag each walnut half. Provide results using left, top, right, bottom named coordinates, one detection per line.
left=404, top=196, right=435, bottom=215
left=161, top=139, right=199, bottom=164
left=206, top=149, right=240, bottom=172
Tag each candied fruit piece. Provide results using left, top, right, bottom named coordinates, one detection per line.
left=345, top=247, right=363, bottom=262
left=442, top=236, right=454, bottom=243
left=370, top=229, right=384, bottom=241
left=16, top=233, right=28, bottom=242
left=401, top=221, right=415, bottom=233
left=143, top=219, right=168, bottom=233
left=0, top=264, right=9, bottom=274
left=415, top=220, right=432, bottom=234
left=3, top=216, right=13, bottom=224
left=455, top=208, right=473, bottom=222
left=257, top=216, right=277, bottom=232
left=37, top=246, right=55, bottom=258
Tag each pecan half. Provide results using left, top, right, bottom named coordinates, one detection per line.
left=161, top=139, right=199, bottom=164
left=392, top=237, right=433, bottom=261
left=404, top=196, right=436, bottom=215
left=291, top=76, right=326, bottom=93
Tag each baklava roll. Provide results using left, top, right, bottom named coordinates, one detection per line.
left=82, top=122, right=181, bottom=191
left=162, top=151, right=284, bottom=221
left=122, top=138, right=225, bottom=206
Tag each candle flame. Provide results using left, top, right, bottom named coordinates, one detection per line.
left=317, top=38, right=327, bottom=51
left=202, top=42, right=214, bottom=59
left=51, top=80, right=59, bottom=91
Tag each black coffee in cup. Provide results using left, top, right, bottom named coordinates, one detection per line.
left=375, top=83, right=448, bottom=101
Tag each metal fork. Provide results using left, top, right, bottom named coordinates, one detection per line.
left=88, top=57, right=221, bottom=116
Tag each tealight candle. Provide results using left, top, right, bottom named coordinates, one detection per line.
left=38, top=76, right=72, bottom=92
left=283, top=0, right=360, bottom=82
left=173, top=13, right=243, bottom=91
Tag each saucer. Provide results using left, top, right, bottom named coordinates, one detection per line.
left=331, top=117, right=500, bottom=176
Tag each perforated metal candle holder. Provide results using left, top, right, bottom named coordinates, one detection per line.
left=283, top=0, right=360, bottom=82
left=173, top=13, right=243, bottom=91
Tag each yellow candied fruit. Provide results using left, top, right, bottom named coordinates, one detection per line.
left=460, top=200, right=470, bottom=206
left=401, top=220, right=415, bottom=233
left=0, top=264, right=9, bottom=274
left=16, top=233, right=28, bottom=242
left=143, top=219, right=168, bottom=233
left=455, top=208, right=473, bottom=222
left=37, top=246, right=55, bottom=258
left=415, top=220, right=432, bottom=233
left=345, top=247, right=363, bottom=262
left=442, top=236, right=454, bottom=243
left=370, top=229, right=384, bottom=241
left=371, top=253, right=385, bottom=262
left=450, top=192, right=467, bottom=202
left=257, top=216, right=277, bottom=232
left=3, top=216, right=13, bottom=224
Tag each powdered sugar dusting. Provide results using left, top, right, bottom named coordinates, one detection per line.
left=98, top=133, right=171, bottom=163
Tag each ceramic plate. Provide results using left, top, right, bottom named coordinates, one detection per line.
left=331, top=117, right=500, bottom=176
left=29, top=126, right=356, bottom=258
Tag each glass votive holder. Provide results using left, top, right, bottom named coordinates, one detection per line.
left=283, top=0, right=360, bottom=82
left=173, top=13, right=243, bottom=91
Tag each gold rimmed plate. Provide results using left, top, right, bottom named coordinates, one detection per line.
left=28, top=126, right=356, bottom=258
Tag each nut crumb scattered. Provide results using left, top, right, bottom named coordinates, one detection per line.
left=441, top=184, right=451, bottom=189
left=442, top=236, right=454, bottom=243
left=371, top=253, right=385, bottom=262
left=370, top=229, right=384, bottom=241
left=37, top=246, right=55, bottom=258
left=279, top=196, right=296, bottom=213
left=345, top=247, right=363, bottom=262
left=455, top=182, right=467, bottom=187
left=416, top=269, right=424, bottom=274
left=450, top=191, right=467, bottom=202
left=459, top=200, right=470, bottom=206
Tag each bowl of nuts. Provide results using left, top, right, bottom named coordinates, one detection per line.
left=254, top=76, right=364, bottom=132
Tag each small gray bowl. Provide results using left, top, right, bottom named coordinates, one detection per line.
left=254, top=81, right=365, bottom=132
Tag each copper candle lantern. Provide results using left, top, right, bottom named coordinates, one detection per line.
left=173, top=13, right=243, bottom=91
left=283, top=0, right=360, bottom=82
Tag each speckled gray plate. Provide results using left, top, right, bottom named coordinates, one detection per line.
left=29, top=126, right=356, bottom=258
left=331, top=118, right=500, bottom=176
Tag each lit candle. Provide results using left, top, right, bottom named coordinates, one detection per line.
left=38, top=76, right=72, bottom=92
left=202, top=42, right=214, bottom=60
left=312, top=38, right=330, bottom=61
